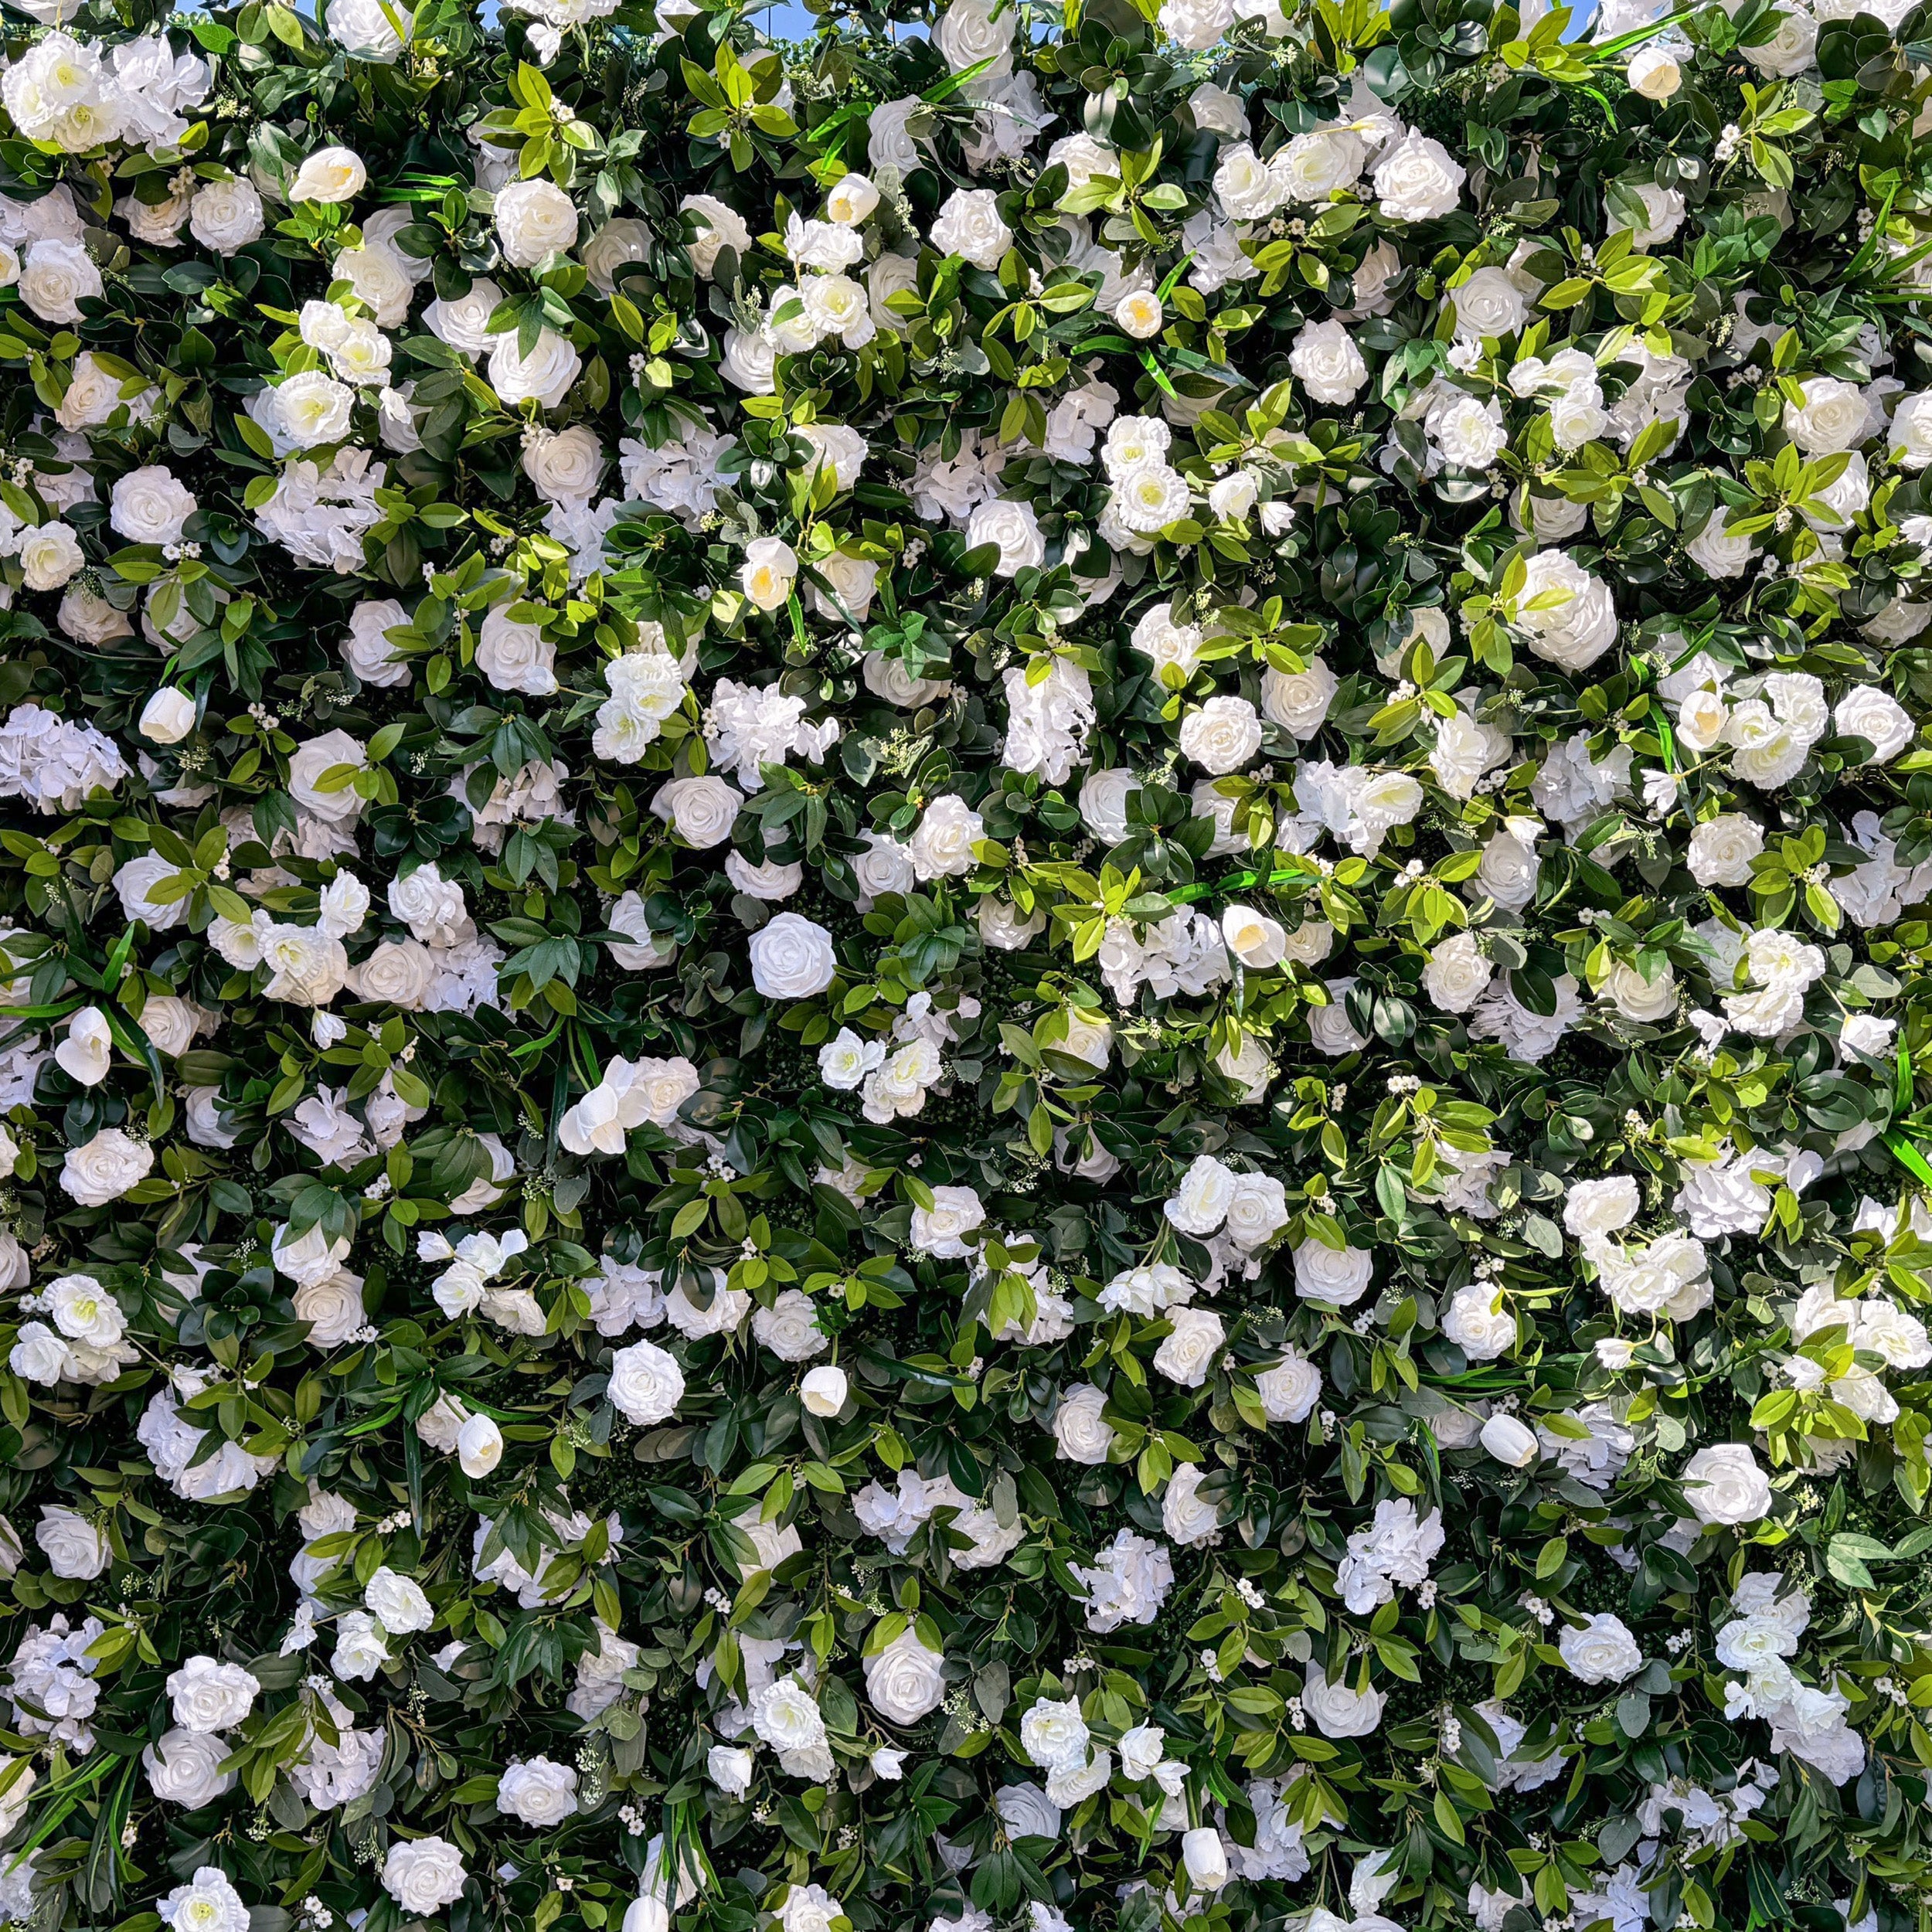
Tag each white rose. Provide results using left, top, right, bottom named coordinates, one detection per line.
left=966, top=498, right=1045, bottom=577
left=476, top=607, right=557, bottom=697
left=1451, top=266, right=1526, bottom=338
left=1557, top=1612, right=1642, bottom=1683
left=1213, top=143, right=1285, bottom=221
left=1052, top=1385, right=1117, bottom=1464
left=865, top=1629, right=946, bottom=1723
left=288, top=730, right=369, bottom=821
left=1165, top=1153, right=1235, bottom=1233
left=709, top=1745, right=753, bottom=1796
left=294, top=1269, right=366, bottom=1346
left=1372, top=131, right=1466, bottom=222
left=1255, top=1349, right=1321, bottom=1423
left=1162, top=1464, right=1223, bottom=1546
left=190, top=179, right=265, bottom=255
left=1261, top=658, right=1336, bottom=736
left=1279, top=127, right=1365, bottom=200
left=1294, top=1239, right=1373, bottom=1306
left=721, top=328, right=777, bottom=394
left=291, top=146, right=366, bottom=204
left=934, top=0, right=1014, bottom=76
left=495, top=177, right=578, bottom=268
left=36, top=1504, right=107, bottom=1577
left=910, top=1185, right=984, bottom=1258
left=1422, top=931, right=1493, bottom=1012
left=19, top=238, right=101, bottom=324
left=1515, top=550, right=1617, bottom=671
left=929, top=189, right=1013, bottom=270
left=1179, top=695, right=1263, bottom=774
left=498, top=1757, right=580, bottom=1826
left=748, top=913, right=837, bottom=998
left=111, top=466, right=196, bottom=546
left=681, top=194, right=751, bottom=277
left=907, top=793, right=984, bottom=880
left=61, top=1128, right=154, bottom=1206
left=423, top=276, right=506, bottom=356
left=144, top=1728, right=236, bottom=1807
left=19, top=522, right=83, bottom=591
left=167, top=1655, right=260, bottom=1733
left=522, top=424, right=604, bottom=505
left=1441, top=1284, right=1515, bottom=1359
left=1681, top=1443, right=1771, bottom=1525
left=1836, top=685, right=1913, bottom=763
left=139, top=689, right=198, bottom=744
left=1302, top=1667, right=1383, bottom=1738
left=1687, top=813, right=1764, bottom=887
left=607, top=1339, right=684, bottom=1425
left=488, top=328, right=581, bottom=409
left=1153, top=1306, right=1225, bottom=1387
left=1784, top=375, right=1868, bottom=455
left=654, top=776, right=741, bottom=849
left=381, top=1836, right=468, bottom=1915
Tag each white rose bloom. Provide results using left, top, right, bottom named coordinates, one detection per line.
left=190, top=179, right=266, bottom=255
left=495, top=177, right=579, bottom=267
left=381, top=1836, right=468, bottom=1915
left=865, top=1628, right=946, bottom=1723
left=1441, top=1284, right=1516, bottom=1359
left=1153, top=1306, right=1226, bottom=1387
left=166, top=1655, right=260, bottom=1733
left=1681, top=1443, right=1772, bottom=1525
left=1836, top=685, right=1913, bottom=763
left=145, top=1728, right=236, bottom=1807
left=19, top=522, right=83, bottom=591
left=1301, top=1667, right=1383, bottom=1737
left=1422, top=931, right=1493, bottom=1012
left=488, top=327, right=581, bottom=408
left=111, top=466, right=196, bottom=546
left=291, top=146, right=367, bottom=203
left=1052, top=1384, right=1117, bottom=1464
left=1557, top=1612, right=1643, bottom=1684
left=1179, top=695, right=1263, bottom=774
left=607, top=1339, right=685, bottom=1424
left=1372, top=131, right=1466, bottom=221
left=1294, top=1239, right=1374, bottom=1307
left=36, top=1505, right=108, bottom=1578
left=1784, top=374, right=1868, bottom=454
left=965, top=498, right=1046, bottom=577
left=1515, top=550, right=1617, bottom=670
left=929, top=189, right=1013, bottom=270
left=748, top=913, right=837, bottom=998
left=654, top=775, right=742, bottom=849
left=498, top=1757, right=580, bottom=1825
left=475, top=607, right=557, bottom=697
left=910, top=1185, right=985, bottom=1258
left=19, top=238, right=101, bottom=323
left=61, top=1128, right=155, bottom=1206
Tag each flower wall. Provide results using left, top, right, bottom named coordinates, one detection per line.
left=0, top=0, right=1927, bottom=1929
